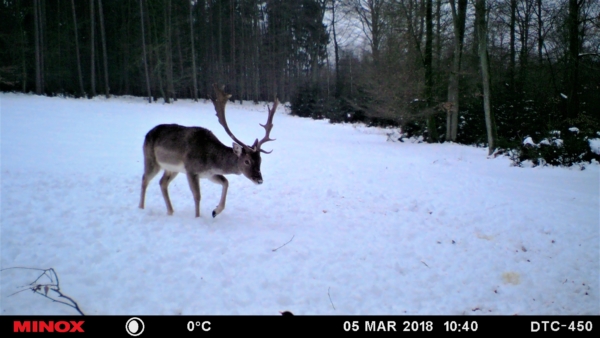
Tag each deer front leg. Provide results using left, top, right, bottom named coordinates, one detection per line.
left=139, top=158, right=160, bottom=210
left=186, top=172, right=201, bottom=217
left=209, top=175, right=229, bottom=218
left=159, top=171, right=178, bottom=215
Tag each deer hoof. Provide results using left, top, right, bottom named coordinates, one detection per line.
left=212, top=210, right=217, bottom=218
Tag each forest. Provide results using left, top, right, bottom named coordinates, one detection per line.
left=1, top=0, right=599, bottom=166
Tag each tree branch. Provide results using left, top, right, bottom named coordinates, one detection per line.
left=2, top=267, right=85, bottom=315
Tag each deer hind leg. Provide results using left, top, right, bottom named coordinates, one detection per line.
left=186, top=172, right=201, bottom=217
left=159, top=171, right=179, bottom=215
left=139, top=157, right=161, bottom=209
left=210, top=175, right=229, bottom=218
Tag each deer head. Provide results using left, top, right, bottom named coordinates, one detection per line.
left=211, top=83, right=277, bottom=185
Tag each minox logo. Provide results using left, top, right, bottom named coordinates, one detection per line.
left=13, top=321, right=85, bottom=333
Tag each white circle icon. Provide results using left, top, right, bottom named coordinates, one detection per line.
left=126, top=317, right=145, bottom=336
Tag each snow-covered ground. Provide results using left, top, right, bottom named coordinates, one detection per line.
left=1, top=93, right=598, bottom=315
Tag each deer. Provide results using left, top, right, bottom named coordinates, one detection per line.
left=138, top=83, right=277, bottom=218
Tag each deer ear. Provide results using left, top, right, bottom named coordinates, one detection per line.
left=232, top=143, right=243, bottom=157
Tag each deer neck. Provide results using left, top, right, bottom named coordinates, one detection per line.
left=221, top=148, right=242, bottom=175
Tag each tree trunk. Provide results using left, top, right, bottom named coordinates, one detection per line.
left=176, top=25, right=185, bottom=96
left=34, top=0, right=42, bottom=94
left=39, top=0, right=45, bottom=93
left=425, top=0, right=437, bottom=142
left=218, top=0, right=223, bottom=81
left=332, top=0, right=340, bottom=97
left=566, top=0, right=580, bottom=120
left=139, top=0, right=152, bottom=103
left=165, top=0, right=174, bottom=102
left=57, top=0, right=63, bottom=91
left=240, top=3, right=246, bottom=101
left=90, top=0, right=96, bottom=97
left=435, top=0, right=441, bottom=84
left=537, top=0, right=543, bottom=64
left=446, top=0, right=466, bottom=142
left=355, top=0, right=383, bottom=65
left=122, top=1, right=131, bottom=94
left=230, top=0, right=237, bottom=98
left=189, top=0, right=198, bottom=101
left=517, top=0, right=532, bottom=92
left=98, top=0, right=110, bottom=98
left=150, top=9, right=167, bottom=102
left=509, top=0, right=516, bottom=89
left=476, top=0, right=497, bottom=155
left=71, top=0, right=85, bottom=97
left=18, top=0, right=27, bottom=92
left=253, top=1, right=260, bottom=102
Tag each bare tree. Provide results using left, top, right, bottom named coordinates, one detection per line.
left=354, top=0, right=385, bottom=63
left=536, top=0, right=543, bottom=64
left=475, top=0, right=497, bottom=155
left=446, top=0, right=467, bottom=141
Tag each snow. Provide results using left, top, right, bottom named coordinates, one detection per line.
left=523, top=136, right=536, bottom=147
left=385, top=129, right=402, bottom=142
left=1, top=93, right=598, bottom=315
left=539, top=138, right=551, bottom=146
left=590, top=139, right=600, bottom=155
left=569, top=127, right=580, bottom=134
left=561, top=93, right=568, bottom=99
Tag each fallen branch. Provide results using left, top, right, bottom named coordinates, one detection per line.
left=272, top=235, right=295, bottom=252
left=2, top=267, right=85, bottom=315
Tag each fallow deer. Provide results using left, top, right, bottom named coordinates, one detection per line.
left=138, top=83, right=277, bottom=218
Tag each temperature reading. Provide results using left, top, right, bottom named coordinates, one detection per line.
left=187, top=321, right=211, bottom=332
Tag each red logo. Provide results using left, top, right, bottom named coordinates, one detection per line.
left=13, top=321, right=85, bottom=333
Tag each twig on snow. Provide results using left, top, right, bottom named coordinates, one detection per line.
left=328, top=287, right=336, bottom=310
left=272, top=235, right=295, bottom=252
left=1, top=267, right=85, bottom=315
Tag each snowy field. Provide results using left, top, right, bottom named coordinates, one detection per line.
left=1, top=93, right=598, bottom=315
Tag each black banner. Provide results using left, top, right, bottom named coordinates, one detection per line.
left=1, top=316, right=598, bottom=336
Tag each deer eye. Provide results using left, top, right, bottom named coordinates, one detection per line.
left=244, top=160, right=251, bottom=165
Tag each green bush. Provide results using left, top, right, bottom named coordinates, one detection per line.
left=512, top=127, right=600, bottom=167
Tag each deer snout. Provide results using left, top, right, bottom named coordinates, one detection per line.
left=254, top=171, right=263, bottom=184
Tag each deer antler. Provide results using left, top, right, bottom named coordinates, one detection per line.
left=253, top=98, right=278, bottom=154
left=211, top=83, right=250, bottom=150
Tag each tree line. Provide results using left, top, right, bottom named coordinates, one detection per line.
left=300, top=0, right=599, bottom=165
left=1, top=0, right=599, bottom=165
left=0, top=0, right=329, bottom=103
